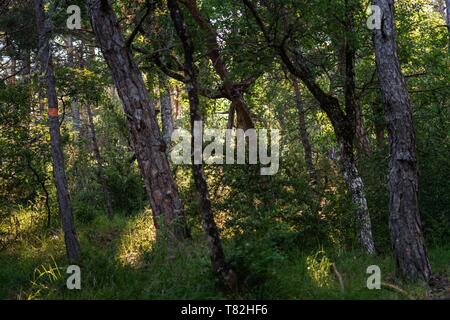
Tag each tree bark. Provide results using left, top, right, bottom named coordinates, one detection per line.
left=183, top=0, right=254, bottom=130
left=86, top=103, right=114, bottom=217
left=372, top=0, right=431, bottom=282
left=34, top=0, right=81, bottom=263
left=292, top=77, right=317, bottom=183
left=87, top=0, right=189, bottom=241
left=168, top=0, right=237, bottom=291
left=339, top=137, right=376, bottom=254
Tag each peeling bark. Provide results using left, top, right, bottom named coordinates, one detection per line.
left=339, top=139, right=376, bottom=254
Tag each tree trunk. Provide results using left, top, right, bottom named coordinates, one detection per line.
left=339, top=138, right=376, bottom=254
left=354, top=105, right=371, bottom=154
left=168, top=0, right=237, bottom=291
left=292, top=77, right=317, bottom=183
left=66, top=35, right=82, bottom=137
left=87, top=0, right=189, bottom=241
left=5, top=34, right=16, bottom=85
left=183, top=0, right=254, bottom=130
left=372, top=102, right=386, bottom=148
left=342, top=3, right=371, bottom=155
left=158, top=74, right=174, bottom=151
left=34, top=0, right=81, bottom=263
left=372, top=0, right=431, bottom=282
left=86, top=103, right=114, bottom=217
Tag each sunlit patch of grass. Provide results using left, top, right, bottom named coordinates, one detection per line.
left=306, top=249, right=333, bottom=289
left=115, top=209, right=156, bottom=268
left=0, top=207, right=47, bottom=248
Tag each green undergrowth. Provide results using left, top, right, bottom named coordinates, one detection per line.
left=1, top=209, right=448, bottom=300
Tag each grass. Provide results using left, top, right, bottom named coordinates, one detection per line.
left=0, top=208, right=448, bottom=300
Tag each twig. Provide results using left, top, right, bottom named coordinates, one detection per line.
left=332, top=263, right=345, bottom=293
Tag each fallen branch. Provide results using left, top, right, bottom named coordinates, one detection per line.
left=381, top=282, right=413, bottom=300
left=332, top=263, right=345, bottom=293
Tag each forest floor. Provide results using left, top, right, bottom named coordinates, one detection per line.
left=1, top=209, right=449, bottom=300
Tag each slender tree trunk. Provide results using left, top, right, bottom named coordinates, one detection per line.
left=86, top=103, right=114, bottom=217
left=168, top=0, right=237, bottom=291
left=183, top=0, right=254, bottom=130
left=372, top=102, right=386, bottom=148
left=87, top=0, right=189, bottom=241
left=354, top=106, right=371, bottom=154
left=342, top=3, right=370, bottom=155
left=158, top=74, right=174, bottom=151
left=66, top=35, right=82, bottom=137
left=5, top=34, right=16, bottom=85
left=9, top=55, right=16, bottom=85
left=372, top=0, right=431, bottom=282
left=34, top=0, right=81, bottom=263
left=292, top=77, right=317, bottom=183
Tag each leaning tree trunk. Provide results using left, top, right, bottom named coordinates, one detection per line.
left=86, top=104, right=114, bottom=217
left=87, top=0, right=189, bottom=241
left=168, top=0, right=237, bottom=291
left=372, top=0, right=431, bottom=282
left=34, top=0, right=81, bottom=263
left=183, top=0, right=254, bottom=130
